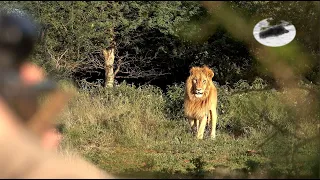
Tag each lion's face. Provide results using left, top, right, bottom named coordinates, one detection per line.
left=191, top=73, right=209, bottom=98
left=187, top=66, right=214, bottom=99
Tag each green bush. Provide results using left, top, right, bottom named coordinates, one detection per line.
left=165, top=83, right=186, bottom=121
left=59, top=81, right=168, bottom=148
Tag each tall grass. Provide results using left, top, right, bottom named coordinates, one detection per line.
left=55, top=78, right=320, bottom=178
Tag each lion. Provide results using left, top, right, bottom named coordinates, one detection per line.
left=183, top=65, right=218, bottom=140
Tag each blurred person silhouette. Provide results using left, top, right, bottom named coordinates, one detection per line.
left=21, top=62, right=66, bottom=151
left=0, top=9, right=116, bottom=178
left=20, top=62, right=64, bottom=151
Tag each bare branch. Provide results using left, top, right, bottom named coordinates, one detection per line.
left=47, top=48, right=69, bottom=70
left=114, top=58, right=122, bottom=76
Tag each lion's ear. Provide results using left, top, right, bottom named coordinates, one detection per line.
left=203, top=66, right=214, bottom=79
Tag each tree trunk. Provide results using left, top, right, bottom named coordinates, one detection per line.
left=103, top=47, right=115, bottom=88
left=103, top=27, right=116, bottom=88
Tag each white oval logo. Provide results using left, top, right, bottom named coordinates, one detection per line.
left=253, top=18, right=296, bottom=47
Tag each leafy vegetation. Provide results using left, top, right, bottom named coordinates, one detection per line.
left=55, top=79, right=320, bottom=178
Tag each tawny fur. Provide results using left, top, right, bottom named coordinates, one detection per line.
left=183, top=65, right=218, bottom=140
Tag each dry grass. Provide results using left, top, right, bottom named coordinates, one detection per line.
left=52, top=79, right=320, bottom=179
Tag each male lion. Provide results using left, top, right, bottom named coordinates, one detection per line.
left=183, top=65, right=218, bottom=140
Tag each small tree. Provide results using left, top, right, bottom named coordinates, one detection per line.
left=8, top=1, right=203, bottom=88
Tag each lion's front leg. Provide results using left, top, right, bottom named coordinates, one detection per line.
left=189, top=119, right=196, bottom=135
left=210, top=108, right=218, bottom=140
left=197, top=116, right=207, bottom=140
left=196, top=119, right=199, bottom=133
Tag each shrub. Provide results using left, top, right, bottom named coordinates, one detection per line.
left=165, top=83, right=186, bottom=121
